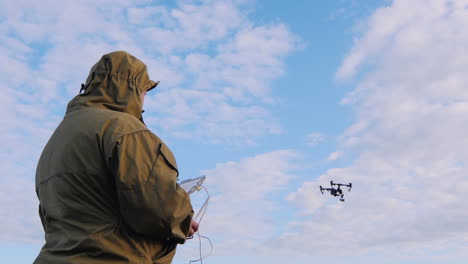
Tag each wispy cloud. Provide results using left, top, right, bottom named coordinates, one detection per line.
left=306, top=132, right=325, bottom=146
left=175, top=150, right=299, bottom=259
left=144, top=20, right=299, bottom=142
left=0, top=178, right=41, bottom=243
left=327, top=151, right=343, bottom=161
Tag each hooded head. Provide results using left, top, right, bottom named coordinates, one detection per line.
left=67, top=51, right=159, bottom=120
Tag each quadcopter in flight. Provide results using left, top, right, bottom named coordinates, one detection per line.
left=320, top=181, right=352, bottom=202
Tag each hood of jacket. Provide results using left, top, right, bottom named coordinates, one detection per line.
left=66, top=51, right=159, bottom=119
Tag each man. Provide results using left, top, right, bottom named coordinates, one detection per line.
left=35, top=51, right=197, bottom=264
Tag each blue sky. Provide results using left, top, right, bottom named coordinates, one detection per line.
left=1, top=0, right=468, bottom=263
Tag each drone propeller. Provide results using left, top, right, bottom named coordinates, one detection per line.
left=319, top=186, right=324, bottom=194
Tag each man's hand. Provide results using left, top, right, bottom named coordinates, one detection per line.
left=188, top=219, right=199, bottom=237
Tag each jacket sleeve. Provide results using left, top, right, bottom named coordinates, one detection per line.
left=109, top=130, right=193, bottom=244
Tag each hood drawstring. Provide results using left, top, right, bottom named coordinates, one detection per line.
left=139, top=110, right=146, bottom=124
left=79, top=72, right=95, bottom=94
left=79, top=84, right=86, bottom=94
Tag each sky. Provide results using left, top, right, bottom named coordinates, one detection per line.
left=1, top=0, right=468, bottom=263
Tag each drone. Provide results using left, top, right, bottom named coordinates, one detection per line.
left=320, top=181, right=352, bottom=202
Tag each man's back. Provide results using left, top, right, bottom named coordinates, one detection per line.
left=35, top=51, right=193, bottom=264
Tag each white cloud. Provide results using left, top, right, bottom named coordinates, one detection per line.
left=285, top=181, right=325, bottom=215
left=203, top=150, right=298, bottom=198
left=145, top=89, right=282, bottom=144
left=143, top=20, right=300, bottom=143
left=135, top=0, right=248, bottom=54
left=305, top=132, right=325, bottom=146
left=285, top=0, right=468, bottom=257
left=134, top=2, right=299, bottom=143
left=0, top=178, right=42, bottom=243
left=327, top=151, right=343, bottom=161
left=175, top=150, right=299, bottom=260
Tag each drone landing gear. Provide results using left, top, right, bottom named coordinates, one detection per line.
left=340, top=195, right=345, bottom=202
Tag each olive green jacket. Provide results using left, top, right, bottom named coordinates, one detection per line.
left=35, top=51, right=193, bottom=264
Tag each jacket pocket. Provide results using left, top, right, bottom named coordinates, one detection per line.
left=146, top=143, right=179, bottom=186
left=159, top=143, right=178, bottom=176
